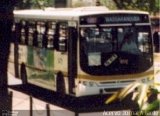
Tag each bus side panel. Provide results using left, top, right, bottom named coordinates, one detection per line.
left=53, top=51, right=68, bottom=75
left=25, top=46, right=56, bottom=91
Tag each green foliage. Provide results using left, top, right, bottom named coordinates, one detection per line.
left=72, top=1, right=86, bottom=7
left=100, top=0, right=117, bottom=10
left=16, top=0, right=54, bottom=9
left=32, top=0, right=54, bottom=8
left=15, top=0, right=159, bottom=14
left=101, top=0, right=159, bottom=15
left=144, top=100, right=160, bottom=114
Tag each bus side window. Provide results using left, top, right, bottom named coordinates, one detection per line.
left=17, top=20, right=29, bottom=46
left=53, top=22, right=68, bottom=52
left=42, top=22, right=55, bottom=49
left=59, top=26, right=67, bottom=51
left=28, top=22, right=35, bottom=46
left=42, top=22, right=49, bottom=48
left=53, top=22, right=60, bottom=50
left=32, top=22, right=38, bottom=47
left=24, top=21, right=29, bottom=45
left=20, top=21, right=27, bottom=45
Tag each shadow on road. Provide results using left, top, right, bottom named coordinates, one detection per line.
left=8, top=83, right=138, bottom=113
left=0, top=88, right=12, bottom=115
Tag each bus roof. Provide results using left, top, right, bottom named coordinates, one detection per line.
left=14, top=6, right=149, bottom=21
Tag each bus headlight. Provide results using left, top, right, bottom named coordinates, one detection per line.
left=81, top=81, right=97, bottom=87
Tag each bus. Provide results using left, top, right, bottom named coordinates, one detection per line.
left=8, top=6, right=154, bottom=97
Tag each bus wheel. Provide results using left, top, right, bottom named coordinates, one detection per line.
left=56, top=72, right=65, bottom=95
left=20, top=63, right=28, bottom=84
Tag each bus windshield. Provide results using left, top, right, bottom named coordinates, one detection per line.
left=80, top=25, right=153, bottom=75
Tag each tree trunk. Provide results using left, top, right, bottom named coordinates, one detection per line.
left=0, top=1, right=15, bottom=111
left=0, top=0, right=14, bottom=93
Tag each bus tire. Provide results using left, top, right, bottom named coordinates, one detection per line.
left=20, top=63, right=28, bottom=84
left=56, top=72, right=65, bottom=95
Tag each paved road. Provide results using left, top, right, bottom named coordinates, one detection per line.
left=7, top=73, right=139, bottom=116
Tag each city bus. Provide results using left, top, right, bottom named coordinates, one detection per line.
left=8, top=6, right=154, bottom=97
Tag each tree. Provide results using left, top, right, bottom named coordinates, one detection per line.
left=112, top=0, right=159, bottom=15
left=0, top=0, right=15, bottom=93
left=99, top=0, right=117, bottom=9
left=100, top=0, right=159, bottom=14
left=15, top=0, right=54, bottom=9
left=16, top=0, right=32, bottom=9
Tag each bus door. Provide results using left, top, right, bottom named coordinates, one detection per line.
left=54, top=21, right=78, bottom=95
left=68, top=26, right=78, bottom=95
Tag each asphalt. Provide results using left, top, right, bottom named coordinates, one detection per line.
left=6, top=73, right=160, bottom=116
left=7, top=73, right=121, bottom=116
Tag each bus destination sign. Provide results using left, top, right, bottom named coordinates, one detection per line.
left=80, top=14, right=149, bottom=25
left=105, top=15, right=141, bottom=23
